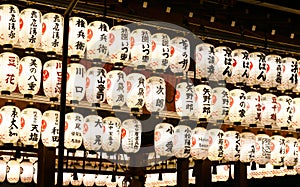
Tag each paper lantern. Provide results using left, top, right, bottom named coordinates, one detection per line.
left=145, top=76, right=166, bottom=112
left=261, top=55, right=282, bottom=90
left=0, top=105, right=21, bottom=144
left=169, top=37, right=190, bottom=75
left=0, top=52, right=19, bottom=94
left=0, top=159, right=6, bottom=182
left=83, top=174, right=95, bottom=187
left=62, top=172, right=71, bottom=186
left=261, top=93, right=277, bottom=128
left=190, top=127, right=209, bottom=160
left=228, top=89, right=246, bottom=123
left=291, top=98, right=300, bottom=130
left=240, top=130, right=256, bottom=163
left=82, top=115, right=103, bottom=151
left=244, top=91, right=262, bottom=126
left=175, top=82, right=195, bottom=117
left=20, top=160, right=33, bottom=183
left=95, top=175, right=107, bottom=186
left=108, top=25, right=130, bottom=65
left=130, top=29, right=151, bottom=68
left=212, top=165, right=232, bottom=182
left=126, top=72, right=146, bottom=109
left=41, top=109, right=60, bottom=147
left=64, top=112, right=83, bottom=149
left=195, top=43, right=215, bottom=80
left=278, top=57, right=298, bottom=91
left=276, top=95, right=293, bottom=129
left=227, top=49, right=250, bottom=84
left=66, top=63, right=86, bottom=103
left=207, top=128, right=224, bottom=161
left=43, top=60, right=62, bottom=101
left=20, top=107, right=42, bottom=146
left=223, top=129, right=240, bottom=162
left=247, top=52, right=266, bottom=88
left=71, top=173, right=83, bottom=186
left=106, top=70, right=127, bottom=108
left=33, top=162, right=37, bottom=184
left=7, top=160, right=20, bottom=183
left=0, top=4, right=19, bottom=47
left=284, top=136, right=298, bottom=167
left=270, top=134, right=285, bottom=167
left=68, top=17, right=87, bottom=57
left=41, top=13, right=63, bottom=54
left=211, top=87, right=229, bottom=122
left=86, top=21, right=109, bottom=60
left=101, top=117, right=121, bottom=152
left=154, top=123, right=174, bottom=157
left=255, top=132, right=271, bottom=166
left=292, top=60, right=300, bottom=93
left=194, top=84, right=212, bottom=120
left=85, top=67, right=106, bottom=105
left=172, top=125, right=191, bottom=158
left=296, top=139, right=300, bottom=174
left=121, top=119, right=142, bottom=153
left=18, top=56, right=42, bottom=97
left=213, top=46, right=232, bottom=82
left=150, top=33, right=170, bottom=72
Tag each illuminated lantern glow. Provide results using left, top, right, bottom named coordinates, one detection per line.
left=62, top=172, right=71, bottom=186
left=130, top=29, right=151, bottom=68
left=291, top=98, right=300, bottom=130
left=64, top=112, right=84, bottom=149
left=95, top=175, right=106, bottom=186
left=18, top=56, right=42, bottom=97
left=194, top=84, right=212, bottom=120
left=190, top=127, right=209, bottom=160
left=66, top=63, right=86, bottom=103
left=86, top=21, right=109, bottom=60
left=154, top=123, right=174, bottom=157
left=85, top=67, right=107, bottom=105
left=169, top=37, right=190, bottom=75
left=240, top=130, right=256, bottom=163
left=261, top=93, right=277, bottom=128
left=83, top=174, right=95, bottom=187
left=211, top=165, right=233, bottom=182
left=41, top=13, right=63, bottom=54
left=211, top=87, right=229, bottom=122
left=121, top=119, right=142, bottom=153
left=150, top=33, right=170, bottom=72
left=276, top=95, right=293, bottom=129
left=71, top=173, right=83, bottom=186
left=145, top=76, right=166, bottom=113
left=20, top=160, right=33, bottom=183
left=227, top=49, right=250, bottom=85
left=101, top=117, right=121, bottom=152
left=33, top=161, right=37, bottom=184
left=41, top=109, right=60, bottom=147
left=172, top=125, right=192, bottom=158
left=284, top=136, right=298, bottom=167
left=0, top=52, right=19, bottom=94
left=223, top=129, right=240, bottom=162
left=7, top=160, right=20, bottom=183
left=126, top=73, right=146, bottom=109
left=43, top=60, right=62, bottom=101
left=244, top=91, right=262, bottom=126
left=261, top=55, right=282, bottom=90
left=247, top=52, right=266, bottom=88
left=278, top=57, right=298, bottom=91
left=0, top=159, right=6, bottom=182
left=270, top=134, right=285, bottom=167
left=228, top=89, right=246, bottom=123
left=292, top=60, right=300, bottom=93
left=106, top=70, right=127, bottom=108
left=255, top=131, right=271, bottom=166
left=82, top=115, right=103, bottom=151
left=175, top=82, right=195, bottom=118
left=0, top=105, right=21, bottom=144
left=213, top=46, right=232, bottom=82
left=207, top=128, right=224, bottom=161
left=195, top=43, right=215, bottom=80
left=0, top=4, right=19, bottom=47
left=68, top=17, right=87, bottom=57
left=296, top=139, right=300, bottom=174
left=20, top=107, right=42, bottom=146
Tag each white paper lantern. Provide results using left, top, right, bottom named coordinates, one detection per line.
left=33, top=162, right=37, bottom=184
left=175, top=82, right=195, bottom=117
left=208, top=128, right=224, bottom=161
left=150, top=33, right=170, bottom=72
left=195, top=43, right=215, bottom=80
left=172, top=125, right=191, bottom=158
left=211, top=87, right=229, bottom=122
left=43, top=60, right=62, bottom=100
left=213, top=46, right=232, bottom=82
left=292, top=60, right=300, bottom=93
left=7, top=160, right=20, bottom=183
left=95, top=175, right=107, bottom=186
left=244, top=91, right=262, bottom=126
left=284, top=136, right=298, bottom=167
left=0, top=52, right=19, bottom=94
left=261, top=55, right=282, bottom=89
left=0, top=159, right=6, bottom=182
left=194, top=84, right=212, bottom=120
left=276, top=95, right=293, bottom=129
left=83, top=173, right=95, bottom=187
left=86, top=21, right=109, bottom=60
left=66, top=63, right=86, bottom=103
left=121, top=119, right=142, bottom=153
left=41, top=109, right=60, bottom=147
left=240, top=130, right=255, bottom=163
left=85, top=67, right=106, bottom=105
left=64, top=112, right=83, bottom=149
left=278, top=57, right=298, bottom=91
left=270, top=134, right=285, bottom=167
left=62, top=172, right=71, bottom=186
left=169, top=37, right=190, bottom=75
left=145, top=76, right=166, bottom=113
left=108, top=25, right=130, bottom=65
left=261, top=93, right=277, bottom=127
left=212, top=165, right=232, bottom=182
left=71, top=173, right=83, bottom=186
left=0, top=4, right=19, bottom=46
left=291, top=98, right=300, bottom=130
left=228, top=89, right=246, bottom=123
left=18, top=56, right=42, bottom=97
left=126, top=72, right=146, bottom=109
left=0, top=105, right=21, bottom=144
left=227, top=49, right=250, bottom=84
left=190, top=127, right=209, bottom=160
left=20, top=160, right=33, bottom=183
left=20, top=107, right=42, bottom=146
left=296, top=139, right=300, bottom=174
left=68, top=17, right=87, bottom=57
left=106, top=70, right=127, bottom=108
left=223, top=129, right=240, bottom=162
left=82, top=115, right=103, bottom=151
left=101, top=117, right=121, bottom=152
left=130, top=29, right=151, bottom=68
left=255, top=132, right=271, bottom=166
left=41, top=13, right=63, bottom=54
left=154, top=123, right=174, bottom=157
left=247, top=52, right=266, bottom=87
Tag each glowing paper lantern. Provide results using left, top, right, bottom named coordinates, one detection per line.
left=278, top=57, right=298, bottom=91
left=292, top=60, right=300, bottom=93
left=18, top=56, right=42, bottom=97
left=71, top=173, right=83, bottom=186
left=83, top=173, right=95, bottom=187
left=33, top=162, right=37, bottom=184
left=195, top=43, right=215, bottom=80
left=223, top=129, right=240, bottom=162
left=41, top=13, right=63, bottom=54
left=194, top=84, right=212, bottom=120
left=66, top=63, right=86, bottom=103
left=68, top=17, right=87, bottom=57
left=228, top=89, right=246, bottom=123
left=62, top=172, right=71, bottom=186
left=0, top=159, right=6, bottom=182
left=213, top=46, right=232, bottom=82
left=247, top=52, right=266, bottom=88
left=106, top=70, right=126, bottom=108
left=261, top=93, right=277, bottom=128
left=101, top=117, right=121, bottom=152
left=211, top=87, right=229, bottom=122
left=86, top=21, right=109, bottom=60
left=130, top=29, right=151, bottom=68
left=0, top=4, right=19, bottom=47
left=41, top=109, right=60, bottom=147
left=145, top=76, right=166, bottom=113
left=154, top=123, right=174, bottom=157
left=207, top=128, right=224, bottom=161
left=227, top=49, right=250, bottom=85
left=0, top=52, right=19, bottom=94
left=7, top=160, right=20, bottom=183
left=20, top=107, right=42, bottom=146
left=175, top=82, right=195, bottom=117
left=255, top=131, right=271, bottom=166
left=64, top=112, right=84, bottom=149
left=85, top=67, right=106, bottom=105
left=270, top=134, right=285, bottom=167
left=244, top=91, right=262, bottom=126
left=150, top=33, right=170, bottom=72
left=261, top=55, right=282, bottom=90
left=126, top=72, right=146, bottom=109
left=169, top=37, right=190, bottom=75
left=276, top=95, right=293, bottom=129
left=42, top=60, right=62, bottom=101
left=212, top=165, right=231, bottom=182
left=291, top=98, right=300, bottom=130
left=172, top=125, right=191, bottom=158
left=121, top=119, right=142, bottom=153
left=190, top=127, right=209, bottom=160
left=240, top=130, right=256, bottom=163
left=20, top=160, right=33, bottom=183
left=0, top=104, right=21, bottom=144
left=82, top=115, right=103, bottom=151
left=284, top=135, right=298, bottom=167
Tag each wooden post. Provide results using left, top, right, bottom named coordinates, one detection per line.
left=177, top=158, right=189, bottom=187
